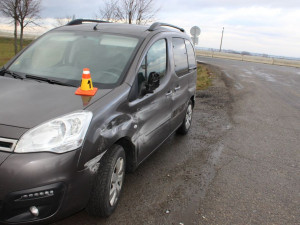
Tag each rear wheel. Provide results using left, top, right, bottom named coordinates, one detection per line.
left=176, top=100, right=193, bottom=135
left=86, top=145, right=126, bottom=217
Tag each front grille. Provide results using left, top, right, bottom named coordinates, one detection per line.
left=0, top=137, right=17, bottom=152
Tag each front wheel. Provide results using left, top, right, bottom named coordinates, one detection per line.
left=86, top=145, right=126, bottom=217
left=176, top=100, right=193, bottom=135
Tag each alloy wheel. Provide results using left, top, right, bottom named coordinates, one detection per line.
left=109, top=157, right=124, bottom=206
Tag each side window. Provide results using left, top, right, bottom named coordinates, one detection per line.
left=172, top=38, right=188, bottom=76
left=185, top=40, right=196, bottom=68
left=138, top=39, right=167, bottom=81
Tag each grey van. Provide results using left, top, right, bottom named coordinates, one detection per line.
left=0, top=20, right=197, bottom=224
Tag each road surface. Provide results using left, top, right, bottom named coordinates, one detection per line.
left=54, top=57, right=300, bottom=225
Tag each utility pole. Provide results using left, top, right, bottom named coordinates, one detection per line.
left=219, top=27, right=224, bottom=52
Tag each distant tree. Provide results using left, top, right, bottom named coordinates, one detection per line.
left=0, top=0, right=41, bottom=53
left=55, top=15, right=74, bottom=27
left=135, top=0, right=159, bottom=24
left=98, top=0, right=119, bottom=22
left=241, top=51, right=251, bottom=55
left=98, top=0, right=159, bottom=24
left=0, top=0, right=19, bottom=54
left=117, top=0, right=138, bottom=24
left=16, top=0, right=41, bottom=50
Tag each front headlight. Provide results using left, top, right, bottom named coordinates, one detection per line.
left=15, top=111, right=93, bottom=153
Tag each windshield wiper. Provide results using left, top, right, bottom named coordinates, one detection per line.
left=25, top=74, right=76, bottom=87
left=0, top=68, right=24, bottom=80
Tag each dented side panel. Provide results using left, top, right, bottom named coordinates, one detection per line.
left=77, top=32, right=196, bottom=171
left=77, top=83, right=138, bottom=169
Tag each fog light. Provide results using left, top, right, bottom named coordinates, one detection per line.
left=29, top=206, right=39, bottom=217
left=20, top=189, right=54, bottom=200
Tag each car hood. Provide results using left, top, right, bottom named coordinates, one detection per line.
left=0, top=77, right=112, bottom=129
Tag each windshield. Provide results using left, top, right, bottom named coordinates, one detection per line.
left=8, top=31, right=140, bottom=87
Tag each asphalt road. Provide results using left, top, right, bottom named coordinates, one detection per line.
left=54, top=57, right=300, bottom=225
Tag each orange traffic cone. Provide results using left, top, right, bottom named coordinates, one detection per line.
left=75, top=68, right=98, bottom=96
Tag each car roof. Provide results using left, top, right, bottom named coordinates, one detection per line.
left=53, top=21, right=187, bottom=39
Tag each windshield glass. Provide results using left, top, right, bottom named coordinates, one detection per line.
left=9, top=31, right=140, bottom=87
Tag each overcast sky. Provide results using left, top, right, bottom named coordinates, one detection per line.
left=1, top=0, right=300, bottom=57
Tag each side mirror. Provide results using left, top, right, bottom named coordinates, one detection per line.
left=145, top=72, right=160, bottom=93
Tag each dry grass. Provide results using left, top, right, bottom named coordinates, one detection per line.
left=196, top=63, right=213, bottom=90
left=0, top=37, right=32, bottom=67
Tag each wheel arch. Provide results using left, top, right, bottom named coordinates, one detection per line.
left=190, top=95, right=195, bottom=108
left=115, top=137, right=137, bottom=173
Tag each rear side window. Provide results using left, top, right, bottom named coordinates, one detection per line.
left=185, top=40, right=196, bottom=68
left=172, top=38, right=188, bottom=76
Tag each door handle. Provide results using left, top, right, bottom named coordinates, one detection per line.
left=189, top=66, right=197, bottom=72
left=174, top=85, right=181, bottom=91
left=166, top=90, right=173, bottom=96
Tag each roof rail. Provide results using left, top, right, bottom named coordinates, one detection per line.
left=67, top=19, right=109, bottom=26
left=148, top=22, right=185, bottom=32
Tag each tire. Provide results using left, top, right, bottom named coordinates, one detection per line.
left=176, top=100, right=193, bottom=135
left=86, top=144, right=126, bottom=217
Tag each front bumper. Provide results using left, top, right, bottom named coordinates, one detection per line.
left=0, top=150, right=95, bottom=224
left=0, top=183, right=65, bottom=223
